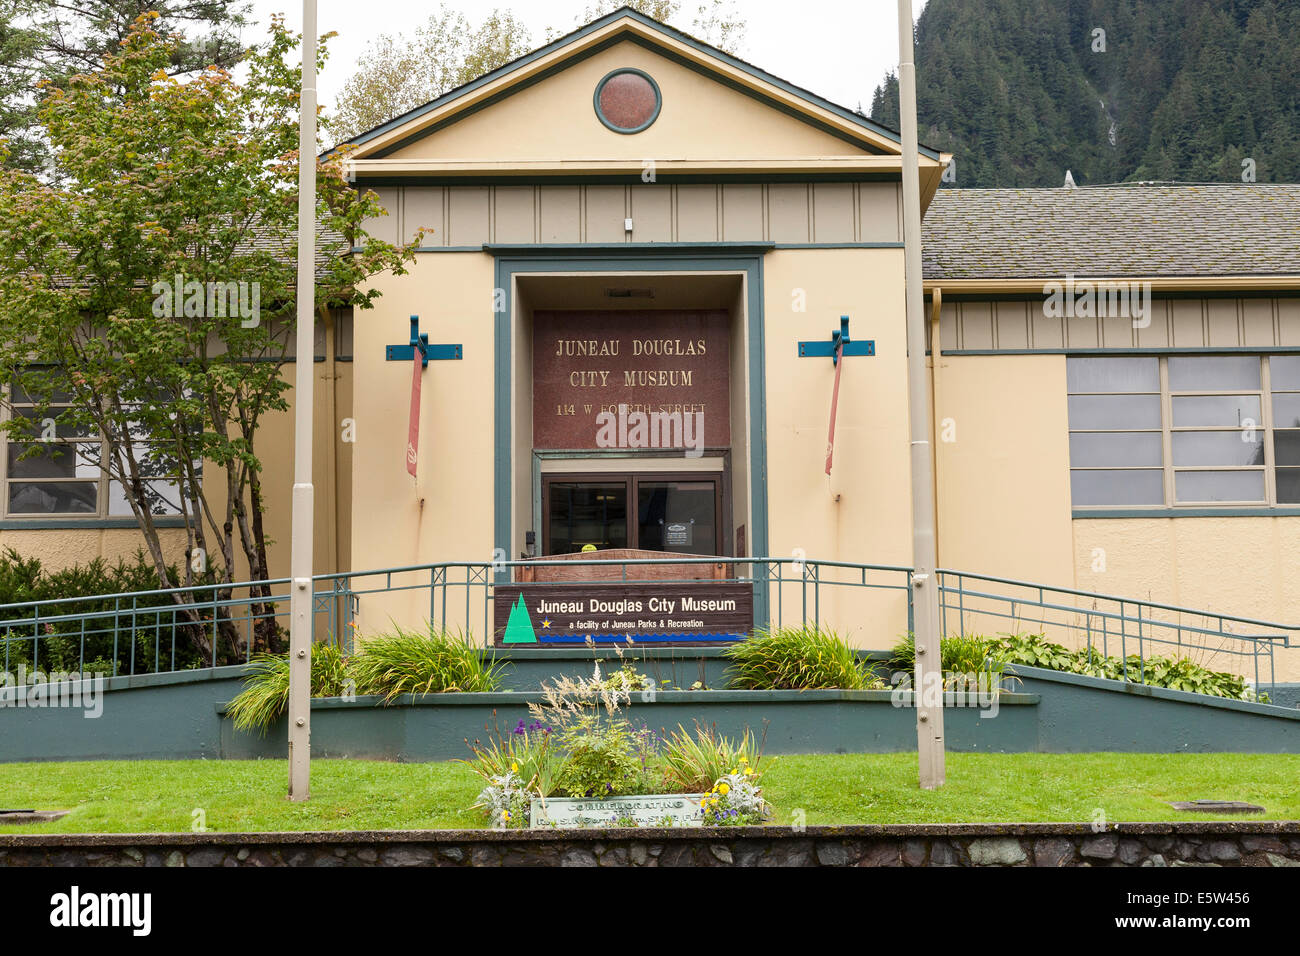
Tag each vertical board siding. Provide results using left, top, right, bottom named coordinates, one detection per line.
left=939, top=296, right=1300, bottom=352
left=369, top=183, right=894, bottom=247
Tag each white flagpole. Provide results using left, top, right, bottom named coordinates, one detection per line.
left=288, top=0, right=318, bottom=802
left=897, top=0, right=946, bottom=788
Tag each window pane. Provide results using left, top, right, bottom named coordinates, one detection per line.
left=107, top=480, right=185, bottom=516
left=636, top=481, right=717, bottom=556
left=109, top=443, right=187, bottom=478
left=1067, top=394, right=1162, bottom=430
left=1172, top=432, right=1265, bottom=466
left=1174, top=470, right=1265, bottom=503
left=1270, top=356, right=1300, bottom=391
left=1066, top=357, right=1159, bottom=393
left=1273, top=394, right=1300, bottom=429
left=1274, top=430, right=1300, bottom=467
left=1170, top=395, right=1261, bottom=427
left=1168, top=356, right=1260, bottom=391
left=1277, top=468, right=1300, bottom=504
left=7, top=481, right=97, bottom=514
left=546, top=482, right=627, bottom=555
left=7, top=443, right=99, bottom=479
left=11, top=408, right=95, bottom=440
left=10, top=384, right=75, bottom=404
left=1071, top=469, right=1164, bottom=506
left=1069, top=432, right=1162, bottom=467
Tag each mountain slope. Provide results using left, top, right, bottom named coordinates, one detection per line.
left=870, top=0, right=1300, bottom=187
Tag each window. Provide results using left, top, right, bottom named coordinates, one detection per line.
left=1068, top=356, right=1297, bottom=509
left=3, top=387, right=194, bottom=519
left=543, top=474, right=723, bottom=556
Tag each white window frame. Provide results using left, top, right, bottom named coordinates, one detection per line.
left=1069, top=354, right=1296, bottom=510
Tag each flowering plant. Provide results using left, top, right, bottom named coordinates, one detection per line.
left=474, top=770, right=531, bottom=830
left=700, top=757, right=770, bottom=826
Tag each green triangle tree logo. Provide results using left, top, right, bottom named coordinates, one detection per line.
left=503, top=594, right=537, bottom=644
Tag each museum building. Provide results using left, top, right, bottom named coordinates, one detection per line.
left=3, top=8, right=1298, bottom=679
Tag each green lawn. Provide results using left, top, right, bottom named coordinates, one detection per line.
left=1, top=753, right=1296, bottom=834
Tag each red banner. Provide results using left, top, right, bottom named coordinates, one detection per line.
left=825, top=342, right=844, bottom=476
left=406, top=351, right=421, bottom=478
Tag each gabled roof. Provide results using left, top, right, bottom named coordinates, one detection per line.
left=923, top=183, right=1300, bottom=284
left=332, top=6, right=943, bottom=169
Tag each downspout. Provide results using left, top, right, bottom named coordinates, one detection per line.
left=929, top=286, right=942, bottom=562
left=320, top=305, right=339, bottom=577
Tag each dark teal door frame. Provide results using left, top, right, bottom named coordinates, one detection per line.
left=491, top=245, right=771, bottom=627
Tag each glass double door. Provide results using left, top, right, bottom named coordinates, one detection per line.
left=543, top=473, right=723, bottom=556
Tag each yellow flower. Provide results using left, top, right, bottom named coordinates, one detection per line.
left=510, top=762, right=518, bottom=772
left=718, top=783, right=730, bottom=795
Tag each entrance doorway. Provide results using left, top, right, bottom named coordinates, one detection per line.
left=542, top=472, right=724, bottom=556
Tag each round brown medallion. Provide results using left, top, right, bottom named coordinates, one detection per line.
left=594, top=69, right=661, bottom=133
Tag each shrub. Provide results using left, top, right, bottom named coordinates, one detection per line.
left=226, top=642, right=352, bottom=736
left=985, top=632, right=1265, bottom=701
left=348, top=625, right=503, bottom=702
left=554, top=715, right=643, bottom=798
left=724, top=625, right=881, bottom=690
left=0, top=547, right=210, bottom=675
left=891, top=632, right=997, bottom=674
left=661, top=721, right=763, bottom=793
left=465, top=718, right=562, bottom=825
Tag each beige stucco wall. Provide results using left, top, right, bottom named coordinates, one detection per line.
left=348, top=252, right=498, bottom=641
left=933, top=354, right=1076, bottom=585
left=930, top=348, right=1300, bottom=682
left=1072, top=517, right=1300, bottom=682
left=0, top=526, right=190, bottom=573
left=762, top=248, right=913, bottom=647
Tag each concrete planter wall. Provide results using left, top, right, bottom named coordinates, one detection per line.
left=218, top=689, right=1042, bottom=762
left=0, top=652, right=1296, bottom=763
left=2, top=823, right=1297, bottom=867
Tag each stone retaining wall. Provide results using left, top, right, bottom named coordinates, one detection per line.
left=2, top=823, right=1297, bottom=867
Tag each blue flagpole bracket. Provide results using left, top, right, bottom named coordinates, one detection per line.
left=385, top=315, right=463, bottom=367
left=798, top=315, right=874, bottom=364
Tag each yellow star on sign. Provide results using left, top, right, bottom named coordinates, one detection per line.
left=541, top=618, right=552, bottom=629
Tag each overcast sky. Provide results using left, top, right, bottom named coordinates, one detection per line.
left=242, top=0, right=929, bottom=121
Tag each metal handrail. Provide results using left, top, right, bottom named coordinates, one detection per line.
left=0, top=557, right=1293, bottom=697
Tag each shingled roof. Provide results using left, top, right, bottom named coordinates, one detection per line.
left=921, top=183, right=1300, bottom=280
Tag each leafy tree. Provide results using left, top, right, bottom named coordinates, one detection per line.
left=0, top=1, right=250, bottom=174
left=331, top=0, right=747, bottom=144
left=331, top=4, right=534, bottom=144
left=576, top=0, right=746, bottom=52
left=0, top=13, right=420, bottom=659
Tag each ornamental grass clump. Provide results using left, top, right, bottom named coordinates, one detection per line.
left=724, top=625, right=880, bottom=690
left=226, top=642, right=351, bottom=736
left=349, top=625, right=503, bottom=702
left=661, top=721, right=764, bottom=793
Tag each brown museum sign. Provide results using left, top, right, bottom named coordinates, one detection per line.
left=532, top=310, right=731, bottom=450
left=495, top=581, right=753, bottom=646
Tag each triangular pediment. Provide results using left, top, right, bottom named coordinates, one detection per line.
left=339, top=8, right=942, bottom=173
